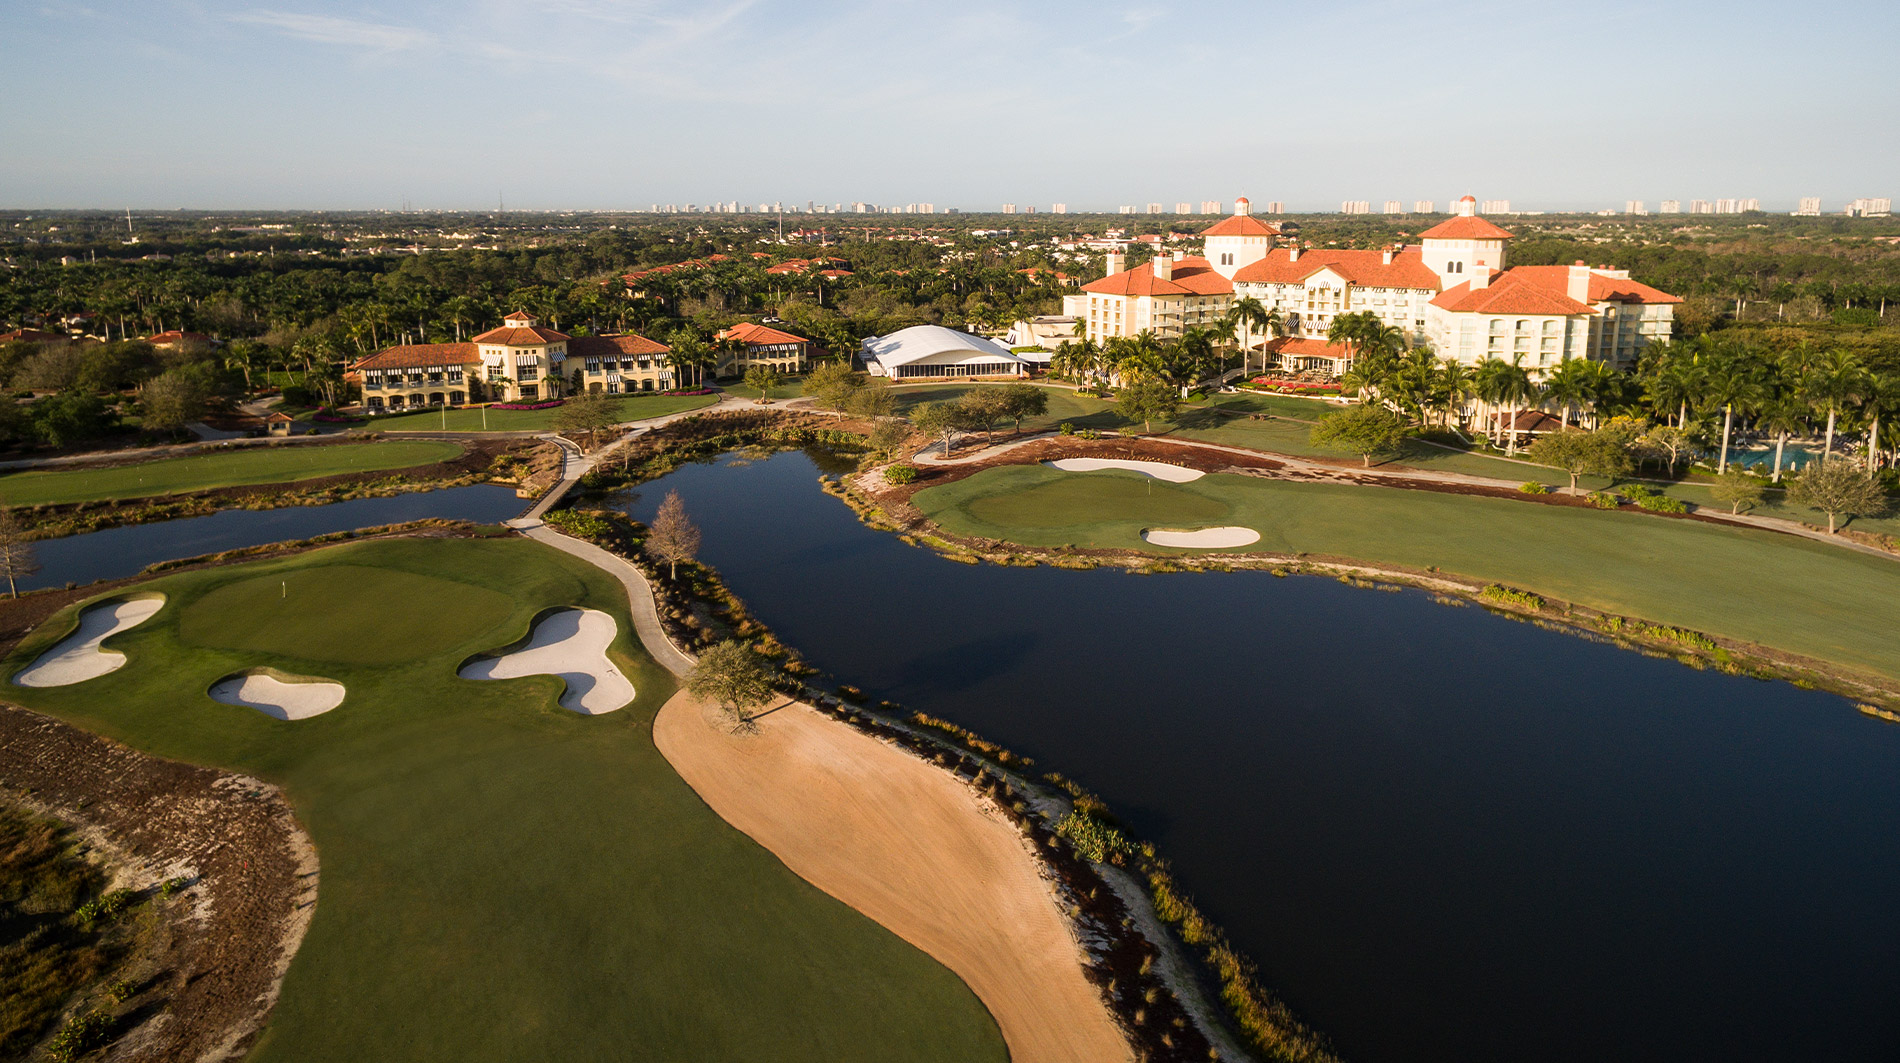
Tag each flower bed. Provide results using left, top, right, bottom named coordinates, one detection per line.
left=1247, top=378, right=1341, bottom=394
left=489, top=399, right=565, bottom=411
left=658, top=388, right=715, bottom=397
left=312, top=408, right=365, bottom=423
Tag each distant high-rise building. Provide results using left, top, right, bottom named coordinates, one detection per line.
left=1383, top=200, right=1403, bottom=214
left=1341, top=200, right=1371, bottom=214
left=1264, top=201, right=1285, bottom=214
left=1002, top=203, right=1016, bottom=214
left=1414, top=200, right=1435, bottom=213
left=1481, top=199, right=1511, bottom=214
left=1625, top=200, right=1647, bottom=215
left=1176, top=202, right=1192, bottom=214
left=1846, top=197, right=1893, bottom=217
left=1659, top=200, right=1681, bottom=213
left=1119, top=205, right=1136, bottom=214
left=1052, top=203, right=1067, bottom=214
left=1794, top=197, right=1822, bottom=216
left=1690, top=200, right=1713, bottom=214
left=1147, top=202, right=1163, bottom=214
left=919, top=203, right=936, bottom=214
left=1715, top=198, right=1740, bottom=213
left=1201, top=200, right=1221, bottom=214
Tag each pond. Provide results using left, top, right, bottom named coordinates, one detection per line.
left=616, top=450, right=1900, bottom=1063
left=24, top=485, right=523, bottom=591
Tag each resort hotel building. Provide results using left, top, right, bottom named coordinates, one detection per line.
left=714, top=321, right=814, bottom=376
left=345, top=312, right=675, bottom=411
left=1062, top=197, right=1679, bottom=377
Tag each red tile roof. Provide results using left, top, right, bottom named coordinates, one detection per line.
left=818, top=269, right=853, bottom=279
left=569, top=333, right=670, bottom=358
left=1081, top=256, right=1233, bottom=297
left=0, top=328, right=66, bottom=344
left=146, top=330, right=215, bottom=346
left=1200, top=214, right=1282, bottom=238
left=1232, top=246, right=1440, bottom=289
left=717, top=322, right=809, bottom=347
left=1430, top=272, right=1592, bottom=315
left=470, top=324, right=570, bottom=345
left=1504, top=266, right=1682, bottom=305
left=1262, top=336, right=1355, bottom=360
left=1419, top=215, right=1515, bottom=240
left=348, top=342, right=480, bottom=371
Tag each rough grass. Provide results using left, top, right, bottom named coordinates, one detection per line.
left=914, top=465, right=1900, bottom=684
left=892, top=382, right=1124, bottom=433
left=720, top=375, right=807, bottom=400
left=0, top=805, right=116, bottom=1058
left=363, top=393, right=717, bottom=432
left=2, top=537, right=1004, bottom=1063
left=0, top=441, right=464, bottom=507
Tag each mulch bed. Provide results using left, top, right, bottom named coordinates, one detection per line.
left=0, top=705, right=315, bottom=1062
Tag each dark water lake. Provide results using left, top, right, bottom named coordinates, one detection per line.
left=25, top=485, right=523, bottom=591
left=619, top=450, right=1900, bottom=1063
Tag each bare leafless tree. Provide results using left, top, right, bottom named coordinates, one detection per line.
left=644, top=489, right=701, bottom=579
left=0, top=509, right=41, bottom=599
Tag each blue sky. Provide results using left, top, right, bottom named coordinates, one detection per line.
left=3, top=0, right=1894, bottom=211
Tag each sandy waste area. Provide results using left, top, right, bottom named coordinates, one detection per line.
left=1046, top=457, right=1205, bottom=482
left=655, top=691, right=1133, bottom=1063
left=458, top=608, right=634, bottom=714
left=209, top=671, right=346, bottom=720
left=14, top=597, right=165, bottom=687
left=1142, top=526, right=1262, bottom=548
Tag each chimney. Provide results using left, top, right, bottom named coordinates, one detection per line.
left=1104, top=251, right=1125, bottom=276
left=1171, top=249, right=1185, bottom=262
left=1288, top=244, right=1301, bottom=263
left=1567, top=261, right=1592, bottom=303
left=1381, top=246, right=1395, bottom=265
left=1153, top=254, right=1174, bottom=282
left=1471, top=269, right=1490, bottom=291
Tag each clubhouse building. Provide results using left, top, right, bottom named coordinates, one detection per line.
left=715, top=321, right=813, bottom=376
left=1063, top=197, right=1679, bottom=376
left=346, top=312, right=674, bottom=411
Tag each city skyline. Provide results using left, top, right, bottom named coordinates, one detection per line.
left=3, top=0, right=1895, bottom=210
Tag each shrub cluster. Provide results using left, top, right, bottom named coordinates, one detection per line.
left=1479, top=584, right=1545, bottom=610
left=1518, top=481, right=1549, bottom=494
left=489, top=399, right=565, bottom=411
left=883, top=464, right=918, bottom=485
left=1585, top=491, right=1622, bottom=509
left=542, top=508, right=616, bottom=539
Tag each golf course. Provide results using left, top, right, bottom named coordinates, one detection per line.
left=913, top=465, right=1900, bottom=684
left=362, top=392, right=717, bottom=432
left=0, top=440, right=466, bottom=507
left=2, top=535, right=1005, bottom=1062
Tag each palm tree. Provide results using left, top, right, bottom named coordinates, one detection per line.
left=1542, top=358, right=1594, bottom=428
left=1475, top=356, right=1535, bottom=453
left=1223, top=297, right=1280, bottom=374
left=1861, top=371, right=1900, bottom=479
left=1755, top=394, right=1808, bottom=483
left=1699, top=352, right=1771, bottom=474
left=1436, top=358, right=1476, bottom=429
left=1803, top=349, right=1871, bottom=464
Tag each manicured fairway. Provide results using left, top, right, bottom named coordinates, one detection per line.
left=363, top=393, right=717, bottom=432
left=0, top=441, right=464, bottom=506
left=915, top=465, right=1900, bottom=683
left=893, top=382, right=1124, bottom=432
left=3, top=538, right=1004, bottom=1063
left=720, top=375, right=808, bottom=400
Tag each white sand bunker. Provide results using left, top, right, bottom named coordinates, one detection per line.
left=14, top=597, right=165, bottom=687
left=1046, top=457, right=1204, bottom=482
left=1143, top=526, right=1262, bottom=548
left=458, top=608, right=634, bottom=715
left=209, top=669, right=345, bottom=721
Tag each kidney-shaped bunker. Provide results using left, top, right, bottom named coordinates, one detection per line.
left=458, top=608, right=635, bottom=715
left=14, top=596, right=166, bottom=687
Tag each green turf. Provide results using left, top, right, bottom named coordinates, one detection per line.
left=3, top=538, right=1004, bottom=1063
left=720, top=375, right=808, bottom=400
left=892, top=382, right=1125, bottom=433
left=364, top=394, right=717, bottom=432
left=915, top=465, right=1900, bottom=683
left=0, top=441, right=464, bottom=507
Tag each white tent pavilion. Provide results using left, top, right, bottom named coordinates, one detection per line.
left=859, top=326, right=1028, bottom=379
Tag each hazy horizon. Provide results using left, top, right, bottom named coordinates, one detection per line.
left=5, top=0, right=1894, bottom=213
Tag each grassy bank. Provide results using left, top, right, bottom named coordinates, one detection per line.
left=0, top=441, right=465, bottom=507
left=912, top=465, right=1900, bottom=685
left=363, top=393, right=716, bottom=432
left=2, top=537, right=1004, bottom=1063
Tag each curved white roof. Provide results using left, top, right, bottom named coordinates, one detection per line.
left=861, top=325, right=1021, bottom=369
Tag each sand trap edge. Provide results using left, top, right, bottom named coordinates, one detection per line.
left=1141, top=526, right=1262, bottom=548
left=456, top=606, right=635, bottom=715
left=207, top=667, right=346, bottom=721
left=12, top=594, right=168, bottom=688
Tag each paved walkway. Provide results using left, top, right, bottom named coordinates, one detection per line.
left=516, top=523, right=698, bottom=677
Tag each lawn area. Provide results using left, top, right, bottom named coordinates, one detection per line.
left=720, top=375, right=808, bottom=400
left=0, top=440, right=465, bottom=506
left=914, top=465, right=1900, bottom=684
left=892, top=382, right=1125, bottom=432
left=363, top=393, right=717, bottom=432
left=2, top=537, right=1004, bottom=1062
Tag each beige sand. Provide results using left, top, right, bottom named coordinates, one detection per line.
left=1142, top=525, right=1262, bottom=548
left=1046, top=456, right=1205, bottom=482
left=458, top=607, right=634, bottom=714
left=14, top=596, right=166, bottom=687
left=208, top=671, right=346, bottom=721
left=655, top=691, right=1133, bottom=1063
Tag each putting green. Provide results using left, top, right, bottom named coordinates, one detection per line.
left=916, top=465, right=1900, bottom=684
left=0, top=440, right=464, bottom=507
left=4, top=537, right=1004, bottom=1062
left=178, top=566, right=518, bottom=664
